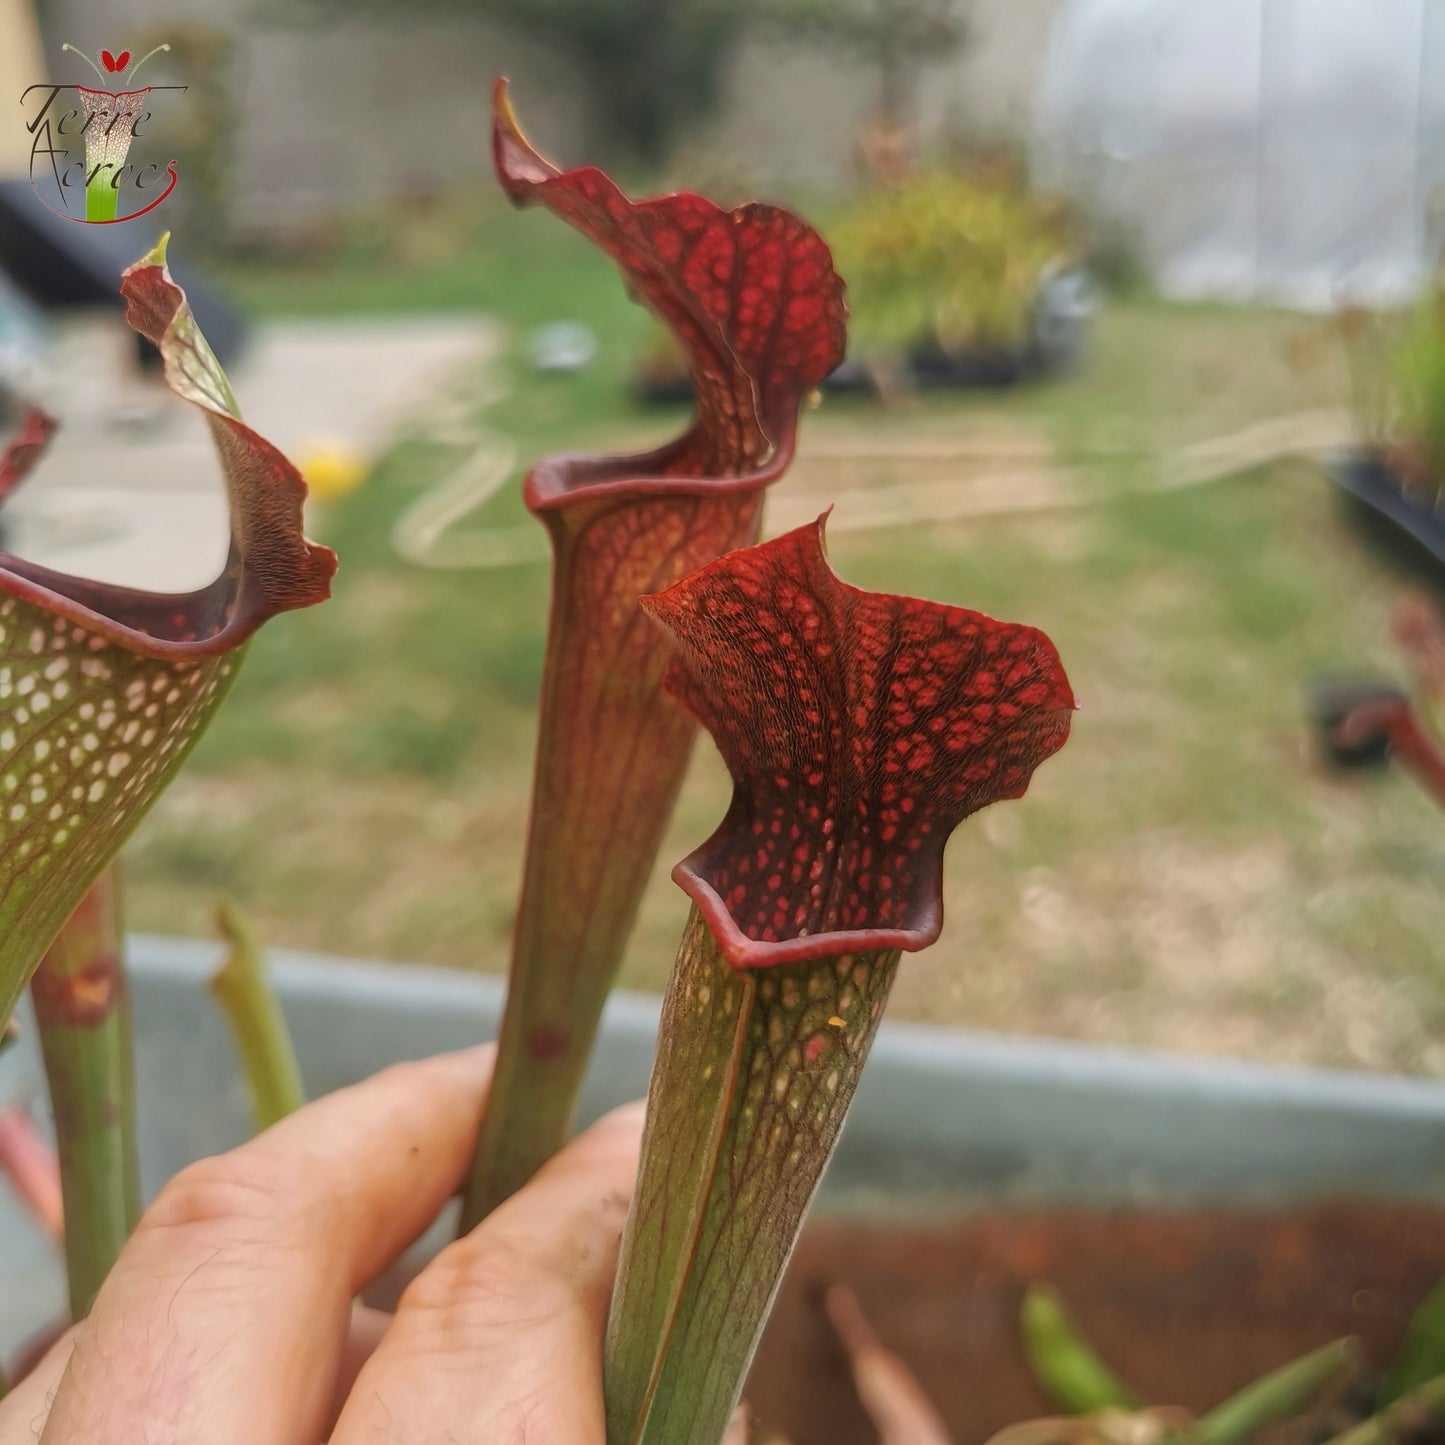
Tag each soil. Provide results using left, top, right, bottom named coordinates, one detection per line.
left=745, top=1199, right=1445, bottom=1445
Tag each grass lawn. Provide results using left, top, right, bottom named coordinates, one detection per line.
left=123, top=198, right=1445, bottom=1076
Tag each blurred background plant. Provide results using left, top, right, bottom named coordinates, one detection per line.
left=1341, top=284, right=1445, bottom=517
left=809, top=1278, right=1445, bottom=1445
left=827, top=162, right=1080, bottom=363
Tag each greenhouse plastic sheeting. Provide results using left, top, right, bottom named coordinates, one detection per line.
left=1034, top=0, right=1445, bottom=309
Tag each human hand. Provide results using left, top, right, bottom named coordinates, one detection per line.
left=0, top=1046, right=643, bottom=1444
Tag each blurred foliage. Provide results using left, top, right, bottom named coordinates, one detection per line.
left=1341, top=284, right=1445, bottom=509
left=1018, top=1291, right=1364, bottom=1445
left=828, top=166, right=1079, bottom=355
left=1383, top=1279, right=1445, bottom=1405
left=1387, top=285, right=1445, bottom=506
left=1080, top=219, right=1149, bottom=298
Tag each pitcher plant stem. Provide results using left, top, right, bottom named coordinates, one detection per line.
left=459, top=81, right=846, bottom=1229
left=605, top=906, right=899, bottom=1444
left=29, top=866, right=139, bottom=1319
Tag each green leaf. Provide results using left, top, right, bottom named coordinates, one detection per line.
left=1322, top=1371, right=1445, bottom=1445
left=30, top=868, right=139, bottom=1319
left=1020, top=1285, right=1142, bottom=1416
left=1382, top=1279, right=1445, bottom=1405
left=210, top=895, right=305, bottom=1133
left=1196, top=1338, right=1357, bottom=1445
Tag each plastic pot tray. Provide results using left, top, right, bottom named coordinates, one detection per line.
left=1322, top=449, right=1445, bottom=573
left=3, top=935, right=1444, bottom=1358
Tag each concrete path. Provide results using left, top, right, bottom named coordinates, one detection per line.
left=6, top=314, right=500, bottom=592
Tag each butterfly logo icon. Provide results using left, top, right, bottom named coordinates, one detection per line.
left=60, top=42, right=168, bottom=87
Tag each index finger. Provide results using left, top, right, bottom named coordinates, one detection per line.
left=12, top=1045, right=495, bottom=1445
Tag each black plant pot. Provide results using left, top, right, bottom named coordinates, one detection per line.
left=632, top=273, right=1094, bottom=405
left=1321, top=451, right=1445, bottom=581
left=904, top=270, right=1094, bottom=392
left=905, top=336, right=1032, bottom=390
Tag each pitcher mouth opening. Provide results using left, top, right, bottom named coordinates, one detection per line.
left=0, top=245, right=334, bottom=661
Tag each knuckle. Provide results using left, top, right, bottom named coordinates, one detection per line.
left=138, top=1150, right=304, bottom=1241
left=400, top=1233, right=569, bottom=1329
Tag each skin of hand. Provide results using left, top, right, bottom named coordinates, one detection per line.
left=0, top=1045, right=645, bottom=1445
